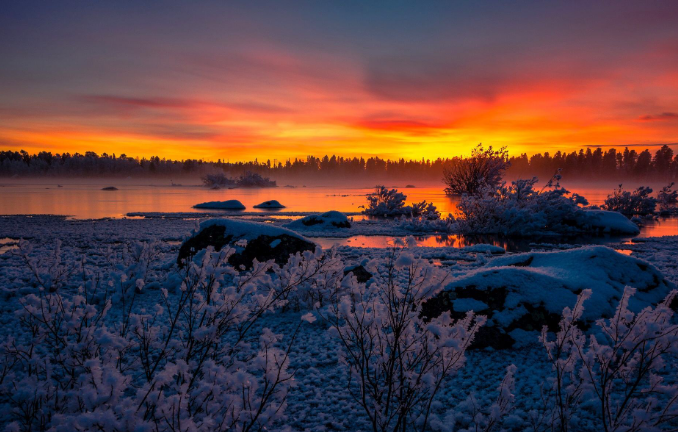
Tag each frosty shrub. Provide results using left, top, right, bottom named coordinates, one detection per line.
left=396, top=213, right=455, bottom=234
left=602, top=184, right=657, bottom=215
left=320, top=247, right=485, bottom=432
left=236, top=171, right=276, bottom=188
left=537, top=287, right=678, bottom=432
left=455, top=176, right=589, bottom=235
left=451, top=364, right=517, bottom=432
left=364, top=186, right=439, bottom=218
left=17, top=239, right=73, bottom=292
left=0, top=242, right=306, bottom=431
left=657, top=182, right=678, bottom=214
left=269, top=247, right=346, bottom=311
left=443, top=144, right=510, bottom=196
left=202, top=172, right=235, bottom=188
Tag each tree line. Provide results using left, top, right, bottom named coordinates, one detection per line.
left=1, top=145, right=677, bottom=181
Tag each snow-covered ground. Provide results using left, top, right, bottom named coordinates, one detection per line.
left=1, top=215, right=677, bottom=431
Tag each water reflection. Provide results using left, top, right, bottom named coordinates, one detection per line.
left=0, top=237, right=19, bottom=255
left=311, top=231, right=646, bottom=253
left=636, top=216, right=678, bottom=238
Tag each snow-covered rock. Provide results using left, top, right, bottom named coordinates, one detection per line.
left=285, top=211, right=351, bottom=230
left=178, top=218, right=316, bottom=269
left=422, top=246, right=674, bottom=349
left=576, top=209, right=640, bottom=235
left=253, top=200, right=286, bottom=209
left=193, top=200, right=246, bottom=210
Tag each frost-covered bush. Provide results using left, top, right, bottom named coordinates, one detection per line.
left=1, top=243, right=304, bottom=431
left=537, top=287, right=678, bottom=432
left=202, top=172, right=235, bottom=188
left=319, top=247, right=486, bottom=432
left=658, top=182, right=678, bottom=214
left=603, top=184, right=657, bottom=215
left=443, top=144, right=510, bottom=196
left=364, top=186, right=439, bottom=218
left=396, top=214, right=455, bottom=233
left=456, top=177, right=589, bottom=235
left=452, top=365, right=517, bottom=432
left=236, top=171, right=276, bottom=188
left=269, top=247, right=346, bottom=311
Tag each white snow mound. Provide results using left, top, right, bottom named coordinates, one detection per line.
left=441, top=246, right=673, bottom=328
left=194, top=200, right=246, bottom=210
left=576, top=210, right=640, bottom=235
left=195, top=218, right=311, bottom=242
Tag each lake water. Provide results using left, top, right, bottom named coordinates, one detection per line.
left=0, top=180, right=651, bottom=218
left=1, top=180, right=677, bottom=245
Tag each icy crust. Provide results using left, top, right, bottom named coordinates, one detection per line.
left=439, top=246, right=673, bottom=334
left=193, top=200, right=246, bottom=210
left=285, top=210, right=351, bottom=230
left=576, top=209, right=640, bottom=234
left=253, top=200, right=285, bottom=209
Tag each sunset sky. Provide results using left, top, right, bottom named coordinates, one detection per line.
left=1, top=1, right=678, bottom=162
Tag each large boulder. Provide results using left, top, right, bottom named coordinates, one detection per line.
left=178, top=219, right=316, bottom=269
left=253, top=200, right=285, bottom=209
left=422, top=246, right=674, bottom=349
left=285, top=211, right=351, bottom=230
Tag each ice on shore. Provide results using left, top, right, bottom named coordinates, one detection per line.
left=193, top=200, right=246, bottom=210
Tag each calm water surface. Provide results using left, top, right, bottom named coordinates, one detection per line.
left=0, top=181, right=644, bottom=218
left=1, top=181, right=677, bottom=247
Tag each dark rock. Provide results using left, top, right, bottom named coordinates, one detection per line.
left=285, top=211, right=351, bottom=230
left=344, top=265, right=373, bottom=283
left=228, top=234, right=315, bottom=269
left=177, top=219, right=316, bottom=269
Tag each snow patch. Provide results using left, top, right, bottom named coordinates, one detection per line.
left=576, top=210, right=640, bottom=235
left=195, top=218, right=311, bottom=242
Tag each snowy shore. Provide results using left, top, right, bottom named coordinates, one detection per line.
left=1, top=215, right=677, bottom=431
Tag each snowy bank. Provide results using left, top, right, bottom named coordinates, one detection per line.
left=193, top=200, right=246, bottom=210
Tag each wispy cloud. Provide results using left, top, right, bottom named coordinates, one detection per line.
left=638, top=112, right=678, bottom=121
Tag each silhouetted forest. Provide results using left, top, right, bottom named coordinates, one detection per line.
left=1, top=145, right=677, bottom=181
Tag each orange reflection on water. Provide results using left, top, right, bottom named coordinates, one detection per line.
left=614, top=249, right=633, bottom=256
